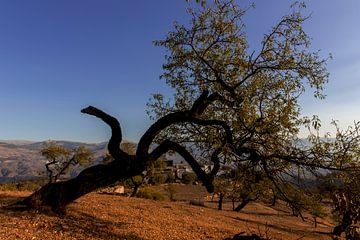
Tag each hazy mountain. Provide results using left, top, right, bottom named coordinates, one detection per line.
left=0, top=139, right=184, bottom=183
left=0, top=138, right=325, bottom=183
left=0, top=140, right=108, bottom=182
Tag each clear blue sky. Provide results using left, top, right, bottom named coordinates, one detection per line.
left=0, top=0, right=359, bottom=142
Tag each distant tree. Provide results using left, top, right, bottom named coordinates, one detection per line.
left=19, top=0, right=359, bottom=218
left=128, top=158, right=167, bottom=196
left=41, top=141, right=93, bottom=183
left=214, top=165, right=272, bottom=211
left=213, top=177, right=229, bottom=210
left=146, top=158, right=166, bottom=185
left=321, top=170, right=360, bottom=237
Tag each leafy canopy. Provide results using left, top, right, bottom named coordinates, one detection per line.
left=148, top=0, right=359, bottom=212
left=149, top=0, right=328, bottom=171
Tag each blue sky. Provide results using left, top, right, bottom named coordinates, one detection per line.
left=0, top=0, right=359, bottom=142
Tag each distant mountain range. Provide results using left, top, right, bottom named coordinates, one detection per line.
left=0, top=138, right=327, bottom=183
left=0, top=140, right=109, bottom=182
left=0, top=139, right=185, bottom=183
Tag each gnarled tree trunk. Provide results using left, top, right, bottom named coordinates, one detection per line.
left=130, top=177, right=142, bottom=197
left=218, top=193, right=225, bottom=210
left=19, top=91, right=228, bottom=213
left=22, top=160, right=140, bottom=213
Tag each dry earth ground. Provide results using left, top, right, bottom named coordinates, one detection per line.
left=0, top=186, right=339, bottom=240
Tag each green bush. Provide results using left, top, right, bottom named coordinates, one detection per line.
left=181, top=172, right=197, bottom=184
left=166, top=171, right=175, bottom=183
left=150, top=173, right=166, bottom=185
left=123, top=178, right=134, bottom=188
left=136, top=187, right=167, bottom=201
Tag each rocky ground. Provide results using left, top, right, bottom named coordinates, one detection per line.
left=0, top=188, right=338, bottom=240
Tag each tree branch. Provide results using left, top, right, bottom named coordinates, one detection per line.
left=136, top=91, right=224, bottom=164
left=81, top=106, right=129, bottom=160
left=150, top=139, right=215, bottom=192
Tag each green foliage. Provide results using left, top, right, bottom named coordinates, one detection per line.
left=150, top=173, right=166, bottom=185
left=123, top=178, right=134, bottom=189
left=150, top=0, right=329, bottom=157
left=41, top=141, right=70, bottom=163
left=41, top=141, right=93, bottom=183
left=214, top=165, right=274, bottom=211
left=146, top=158, right=166, bottom=185
left=325, top=170, right=360, bottom=230
left=122, top=175, right=143, bottom=189
left=122, top=157, right=167, bottom=195
left=73, top=145, right=93, bottom=165
left=132, top=175, right=144, bottom=185
left=136, top=187, right=167, bottom=201
left=147, top=0, right=360, bottom=218
left=181, top=172, right=197, bottom=184
left=166, top=171, right=175, bottom=183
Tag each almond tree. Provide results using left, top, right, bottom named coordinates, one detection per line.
left=40, top=141, right=93, bottom=183
left=19, top=0, right=359, bottom=218
left=148, top=0, right=360, bottom=222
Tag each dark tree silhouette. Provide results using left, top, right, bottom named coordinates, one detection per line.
left=21, top=91, right=225, bottom=213
left=13, top=3, right=360, bottom=231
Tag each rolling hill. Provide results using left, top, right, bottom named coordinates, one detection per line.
left=0, top=140, right=108, bottom=182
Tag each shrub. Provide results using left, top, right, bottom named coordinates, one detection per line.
left=136, top=187, right=167, bottom=201
left=166, top=171, right=175, bottom=183
left=181, top=172, right=197, bottom=184
left=150, top=173, right=166, bottom=185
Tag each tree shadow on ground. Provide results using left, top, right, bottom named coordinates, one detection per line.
left=240, top=210, right=334, bottom=228
left=240, top=210, right=289, bottom=217
left=0, top=194, right=144, bottom=240
left=232, top=216, right=333, bottom=237
left=60, top=210, right=144, bottom=240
